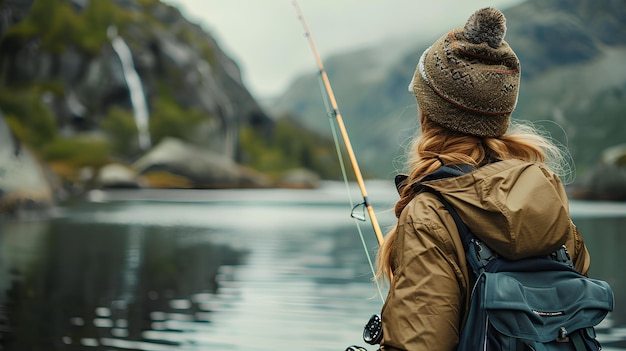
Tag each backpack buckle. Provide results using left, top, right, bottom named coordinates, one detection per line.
left=550, top=245, right=573, bottom=266
left=470, top=238, right=498, bottom=275
left=471, top=239, right=497, bottom=265
left=556, top=327, right=570, bottom=342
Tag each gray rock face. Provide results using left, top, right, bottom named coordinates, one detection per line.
left=133, top=137, right=249, bottom=188
left=96, top=163, right=140, bottom=188
left=0, top=0, right=53, bottom=217
left=576, top=144, right=626, bottom=201
left=0, top=0, right=33, bottom=38
left=278, top=168, right=321, bottom=189
left=0, top=115, right=53, bottom=216
left=0, top=0, right=272, bottom=159
left=0, top=0, right=285, bottom=201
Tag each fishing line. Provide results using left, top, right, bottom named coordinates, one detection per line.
left=294, top=0, right=389, bottom=300
left=316, top=76, right=385, bottom=302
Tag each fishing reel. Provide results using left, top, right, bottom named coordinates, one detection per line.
left=345, top=314, right=383, bottom=351
left=363, top=313, right=383, bottom=345
left=344, top=314, right=383, bottom=351
left=345, top=346, right=368, bottom=351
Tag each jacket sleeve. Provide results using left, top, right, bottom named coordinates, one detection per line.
left=380, top=199, right=467, bottom=351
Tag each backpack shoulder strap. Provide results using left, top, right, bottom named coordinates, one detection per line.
left=431, top=191, right=496, bottom=275
left=410, top=164, right=476, bottom=252
left=412, top=165, right=497, bottom=275
left=431, top=192, right=474, bottom=253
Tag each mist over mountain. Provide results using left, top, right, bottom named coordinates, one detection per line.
left=273, top=0, right=626, bottom=179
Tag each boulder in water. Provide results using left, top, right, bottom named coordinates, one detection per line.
left=96, top=163, right=141, bottom=189
left=133, top=137, right=263, bottom=188
left=570, top=143, right=626, bottom=201
left=0, top=115, right=54, bottom=218
left=277, top=168, right=321, bottom=189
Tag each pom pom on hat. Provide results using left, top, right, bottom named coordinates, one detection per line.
left=464, top=7, right=507, bottom=48
left=408, top=7, right=520, bottom=137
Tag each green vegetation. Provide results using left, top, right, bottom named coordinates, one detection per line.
left=0, top=86, right=112, bottom=185
left=149, top=83, right=208, bottom=147
left=176, top=26, right=216, bottom=66
left=150, top=100, right=206, bottom=146
left=560, top=84, right=626, bottom=174
left=239, top=115, right=344, bottom=179
left=101, top=107, right=138, bottom=156
left=0, top=0, right=346, bottom=189
left=0, top=87, right=56, bottom=148
left=4, top=0, right=128, bottom=54
left=43, top=137, right=110, bottom=169
left=101, top=94, right=210, bottom=159
left=39, top=134, right=112, bottom=185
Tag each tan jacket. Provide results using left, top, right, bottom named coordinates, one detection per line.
left=380, top=159, right=590, bottom=351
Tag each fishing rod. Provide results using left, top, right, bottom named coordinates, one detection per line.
left=293, top=4, right=389, bottom=347
left=292, top=1, right=385, bottom=248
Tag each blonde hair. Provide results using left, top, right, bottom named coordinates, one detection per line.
left=376, top=114, right=570, bottom=282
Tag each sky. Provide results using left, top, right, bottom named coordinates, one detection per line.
left=161, top=0, right=526, bottom=100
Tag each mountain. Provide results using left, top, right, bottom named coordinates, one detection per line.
left=0, top=0, right=342, bottom=215
left=272, top=35, right=429, bottom=178
left=0, top=0, right=344, bottom=193
left=273, top=0, right=626, bottom=179
left=0, top=0, right=271, bottom=158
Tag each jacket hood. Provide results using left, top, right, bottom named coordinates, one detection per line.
left=421, top=159, right=570, bottom=260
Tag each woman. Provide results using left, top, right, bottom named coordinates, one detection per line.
left=376, top=7, right=590, bottom=351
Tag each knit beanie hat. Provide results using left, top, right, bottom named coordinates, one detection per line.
left=408, top=7, right=520, bottom=137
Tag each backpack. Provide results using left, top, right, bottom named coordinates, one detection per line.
left=421, top=165, right=615, bottom=351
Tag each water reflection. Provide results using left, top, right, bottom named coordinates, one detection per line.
left=0, top=187, right=624, bottom=350
left=0, top=216, right=246, bottom=350
left=573, top=216, right=626, bottom=349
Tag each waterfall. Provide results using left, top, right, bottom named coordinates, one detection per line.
left=111, top=36, right=151, bottom=150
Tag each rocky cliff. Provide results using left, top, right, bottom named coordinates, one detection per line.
left=1, top=0, right=271, bottom=158
left=0, top=0, right=328, bottom=216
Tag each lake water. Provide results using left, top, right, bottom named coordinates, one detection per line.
left=0, top=181, right=625, bottom=351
